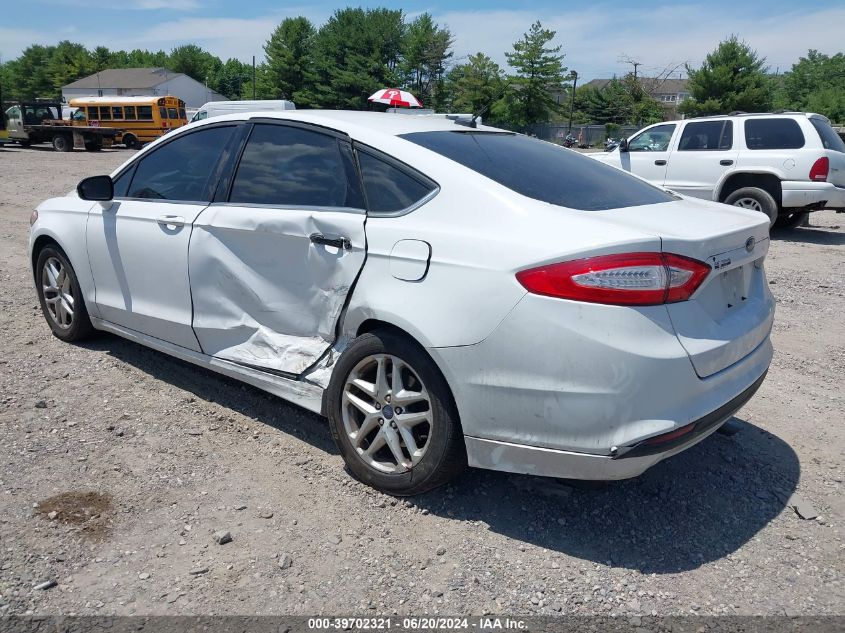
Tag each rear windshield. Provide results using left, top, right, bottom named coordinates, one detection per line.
left=810, top=118, right=845, bottom=153
left=400, top=131, right=675, bottom=210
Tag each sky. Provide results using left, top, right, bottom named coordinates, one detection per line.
left=2, top=0, right=844, bottom=82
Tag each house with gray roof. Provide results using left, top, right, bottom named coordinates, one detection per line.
left=62, top=68, right=225, bottom=109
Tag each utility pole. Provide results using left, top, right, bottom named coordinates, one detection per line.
left=252, top=56, right=256, bottom=100
left=619, top=55, right=642, bottom=80
left=567, top=70, right=578, bottom=135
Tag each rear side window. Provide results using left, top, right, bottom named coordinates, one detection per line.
left=402, top=131, right=675, bottom=211
left=112, top=106, right=123, bottom=120
left=127, top=125, right=235, bottom=201
left=138, top=106, right=153, bottom=120
left=229, top=124, right=365, bottom=209
left=679, top=120, right=733, bottom=150
left=357, top=150, right=436, bottom=215
left=744, top=118, right=805, bottom=150
left=124, top=106, right=136, bottom=120
left=810, top=118, right=845, bottom=153
left=99, top=107, right=112, bottom=121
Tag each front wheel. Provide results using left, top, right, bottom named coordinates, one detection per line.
left=35, top=246, right=94, bottom=342
left=326, top=331, right=466, bottom=495
left=724, top=187, right=778, bottom=227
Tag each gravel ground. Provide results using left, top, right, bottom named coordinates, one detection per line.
left=0, top=146, right=842, bottom=617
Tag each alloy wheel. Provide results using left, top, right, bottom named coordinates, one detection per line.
left=41, top=256, right=74, bottom=329
left=342, top=354, right=433, bottom=473
left=733, top=197, right=763, bottom=212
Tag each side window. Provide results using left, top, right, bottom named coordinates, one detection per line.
left=357, top=150, right=436, bottom=215
left=71, top=109, right=86, bottom=122
left=99, top=107, right=112, bottom=121
left=127, top=126, right=235, bottom=201
left=627, top=124, right=676, bottom=152
left=124, top=106, right=136, bottom=120
left=745, top=118, right=805, bottom=150
left=112, top=166, right=134, bottom=198
left=229, top=124, right=365, bottom=209
left=87, top=107, right=98, bottom=120
left=138, top=106, right=153, bottom=120
left=112, top=106, right=123, bottom=120
left=678, top=120, right=733, bottom=151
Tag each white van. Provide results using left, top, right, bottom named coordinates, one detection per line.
left=191, top=100, right=296, bottom=123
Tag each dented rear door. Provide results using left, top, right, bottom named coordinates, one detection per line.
left=188, top=121, right=367, bottom=375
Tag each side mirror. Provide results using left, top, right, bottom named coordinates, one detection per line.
left=77, top=175, right=114, bottom=201
left=619, top=137, right=629, bottom=153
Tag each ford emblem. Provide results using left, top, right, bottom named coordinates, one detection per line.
left=745, top=236, right=755, bottom=252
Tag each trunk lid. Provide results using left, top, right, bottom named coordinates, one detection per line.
left=592, top=197, right=775, bottom=378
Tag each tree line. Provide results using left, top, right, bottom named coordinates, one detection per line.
left=1, top=8, right=843, bottom=128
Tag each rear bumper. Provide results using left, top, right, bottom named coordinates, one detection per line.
left=464, top=370, right=767, bottom=481
left=781, top=181, right=845, bottom=210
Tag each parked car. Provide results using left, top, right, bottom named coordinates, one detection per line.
left=591, top=112, right=845, bottom=228
left=190, top=99, right=295, bottom=123
left=29, top=111, right=774, bottom=495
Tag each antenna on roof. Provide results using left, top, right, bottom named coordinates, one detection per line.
left=455, top=80, right=512, bottom=129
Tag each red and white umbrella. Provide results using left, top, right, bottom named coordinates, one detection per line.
left=367, top=88, right=422, bottom=108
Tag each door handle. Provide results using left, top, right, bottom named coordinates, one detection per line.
left=654, top=159, right=667, bottom=166
left=720, top=159, right=734, bottom=166
left=156, top=215, right=185, bottom=227
left=310, top=233, right=351, bottom=250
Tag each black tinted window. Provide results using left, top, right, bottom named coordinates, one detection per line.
left=358, top=151, right=435, bottom=214
left=128, top=126, right=234, bottom=201
left=112, top=167, right=134, bottom=198
left=679, top=120, right=733, bottom=150
left=402, top=131, right=675, bottom=211
left=810, top=118, right=845, bottom=153
left=744, top=118, right=805, bottom=150
left=230, top=124, right=365, bottom=208
left=138, top=106, right=153, bottom=120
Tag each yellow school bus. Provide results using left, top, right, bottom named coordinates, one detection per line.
left=68, top=96, right=187, bottom=148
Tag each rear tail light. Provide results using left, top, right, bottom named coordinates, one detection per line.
left=809, top=157, right=829, bottom=182
left=516, top=252, right=711, bottom=306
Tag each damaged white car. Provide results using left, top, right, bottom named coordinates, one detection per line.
left=29, top=111, right=774, bottom=495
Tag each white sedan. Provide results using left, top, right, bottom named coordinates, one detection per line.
left=29, top=111, right=774, bottom=495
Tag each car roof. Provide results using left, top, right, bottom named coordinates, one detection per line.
left=667, top=112, right=828, bottom=123
left=200, top=109, right=502, bottom=138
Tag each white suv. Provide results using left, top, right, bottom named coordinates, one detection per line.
left=592, top=112, right=845, bottom=228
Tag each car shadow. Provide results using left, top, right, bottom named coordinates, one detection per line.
left=77, top=334, right=339, bottom=456
left=78, top=334, right=797, bottom=574
left=410, top=418, right=799, bottom=574
left=772, top=226, right=845, bottom=245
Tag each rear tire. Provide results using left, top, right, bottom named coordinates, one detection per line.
left=52, top=134, right=72, bottom=152
left=773, top=211, right=809, bottom=230
left=123, top=134, right=140, bottom=149
left=326, top=331, right=466, bottom=496
left=35, top=246, right=94, bottom=342
left=724, top=187, right=778, bottom=227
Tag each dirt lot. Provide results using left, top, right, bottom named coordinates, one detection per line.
left=0, top=146, right=842, bottom=617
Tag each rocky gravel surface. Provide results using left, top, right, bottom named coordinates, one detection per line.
left=0, top=146, right=842, bottom=617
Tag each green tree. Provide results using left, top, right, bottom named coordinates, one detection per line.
left=262, top=17, right=318, bottom=106
left=210, top=58, right=253, bottom=100
left=7, top=45, right=56, bottom=99
left=48, top=41, right=94, bottom=94
left=777, top=50, right=845, bottom=121
left=679, top=36, right=772, bottom=116
left=400, top=13, right=453, bottom=108
left=504, top=21, right=567, bottom=125
left=168, top=44, right=221, bottom=84
left=445, top=53, right=506, bottom=119
left=313, top=7, right=405, bottom=109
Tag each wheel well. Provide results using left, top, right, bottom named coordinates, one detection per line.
left=325, top=318, right=461, bottom=425
left=31, top=235, right=61, bottom=279
left=719, top=173, right=782, bottom=207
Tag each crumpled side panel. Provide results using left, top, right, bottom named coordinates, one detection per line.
left=189, top=204, right=366, bottom=375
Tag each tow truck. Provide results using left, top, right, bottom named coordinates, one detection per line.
left=4, top=101, right=120, bottom=151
